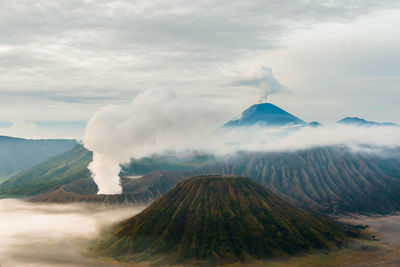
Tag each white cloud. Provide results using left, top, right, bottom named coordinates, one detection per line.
left=215, top=124, right=400, bottom=154
left=83, top=88, right=400, bottom=194
left=0, top=121, right=39, bottom=138
left=1, top=0, right=400, bottom=127
left=0, top=199, right=143, bottom=266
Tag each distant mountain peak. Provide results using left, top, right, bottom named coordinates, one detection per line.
left=338, top=117, right=398, bottom=127
left=307, top=121, right=322, bottom=127
left=225, top=103, right=305, bottom=127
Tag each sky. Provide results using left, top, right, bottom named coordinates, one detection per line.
left=0, top=0, right=399, bottom=139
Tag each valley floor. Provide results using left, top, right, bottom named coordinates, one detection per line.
left=1, top=199, right=400, bottom=267
left=256, top=213, right=400, bottom=267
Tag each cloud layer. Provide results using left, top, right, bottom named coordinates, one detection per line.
left=83, top=88, right=400, bottom=194
left=1, top=0, right=400, bottom=129
left=0, top=199, right=143, bottom=266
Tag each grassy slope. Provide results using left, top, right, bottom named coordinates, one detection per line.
left=0, top=135, right=76, bottom=182
left=94, top=176, right=357, bottom=265
left=0, top=145, right=92, bottom=198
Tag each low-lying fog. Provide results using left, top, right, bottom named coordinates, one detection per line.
left=0, top=199, right=144, bottom=267
left=2, top=199, right=400, bottom=266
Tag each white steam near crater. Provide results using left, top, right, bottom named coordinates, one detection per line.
left=83, top=81, right=400, bottom=195
left=234, top=66, right=284, bottom=102
left=83, top=67, right=291, bottom=194
left=83, top=89, right=233, bottom=194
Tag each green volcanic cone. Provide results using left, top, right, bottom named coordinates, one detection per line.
left=93, top=176, right=357, bottom=265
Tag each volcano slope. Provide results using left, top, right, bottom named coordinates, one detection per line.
left=192, top=146, right=400, bottom=213
left=93, top=176, right=358, bottom=265
left=6, top=145, right=400, bottom=214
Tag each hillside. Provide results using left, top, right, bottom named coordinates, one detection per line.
left=0, top=144, right=196, bottom=198
left=120, top=153, right=215, bottom=176
left=4, top=142, right=400, bottom=214
left=193, top=147, right=400, bottom=213
left=93, top=176, right=357, bottom=265
left=224, top=103, right=305, bottom=127
left=0, top=135, right=76, bottom=183
left=31, top=171, right=184, bottom=205
left=0, top=145, right=92, bottom=198
left=30, top=186, right=159, bottom=206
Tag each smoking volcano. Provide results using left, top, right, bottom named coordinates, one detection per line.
left=224, top=103, right=305, bottom=127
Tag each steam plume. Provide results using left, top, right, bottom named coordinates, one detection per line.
left=83, top=89, right=230, bottom=194
left=234, top=66, right=284, bottom=102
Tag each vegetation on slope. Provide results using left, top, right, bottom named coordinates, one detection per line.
left=121, top=154, right=215, bottom=175
left=0, top=145, right=92, bottom=198
left=93, top=176, right=357, bottom=265
left=0, top=135, right=76, bottom=182
left=0, top=144, right=211, bottom=198
left=3, top=143, right=400, bottom=214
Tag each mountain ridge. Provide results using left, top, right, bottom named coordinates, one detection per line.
left=6, top=145, right=400, bottom=214
left=0, top=135, right=76, bottom=183
left=338, top=117, right=399, bottom=127
left=0, top=144, right=91, bottom=198
left=191, top=146, right=400, bottom=213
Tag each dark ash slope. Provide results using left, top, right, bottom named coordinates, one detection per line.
left=193, top=147, right=400, bottom=213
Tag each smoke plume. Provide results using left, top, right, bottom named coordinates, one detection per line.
left=83, top=89, right=231, bottom=194
left=234, top=66, right=284, bottom=102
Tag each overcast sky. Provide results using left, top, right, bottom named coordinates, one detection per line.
left=0, top=0, right=399, bottom=138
